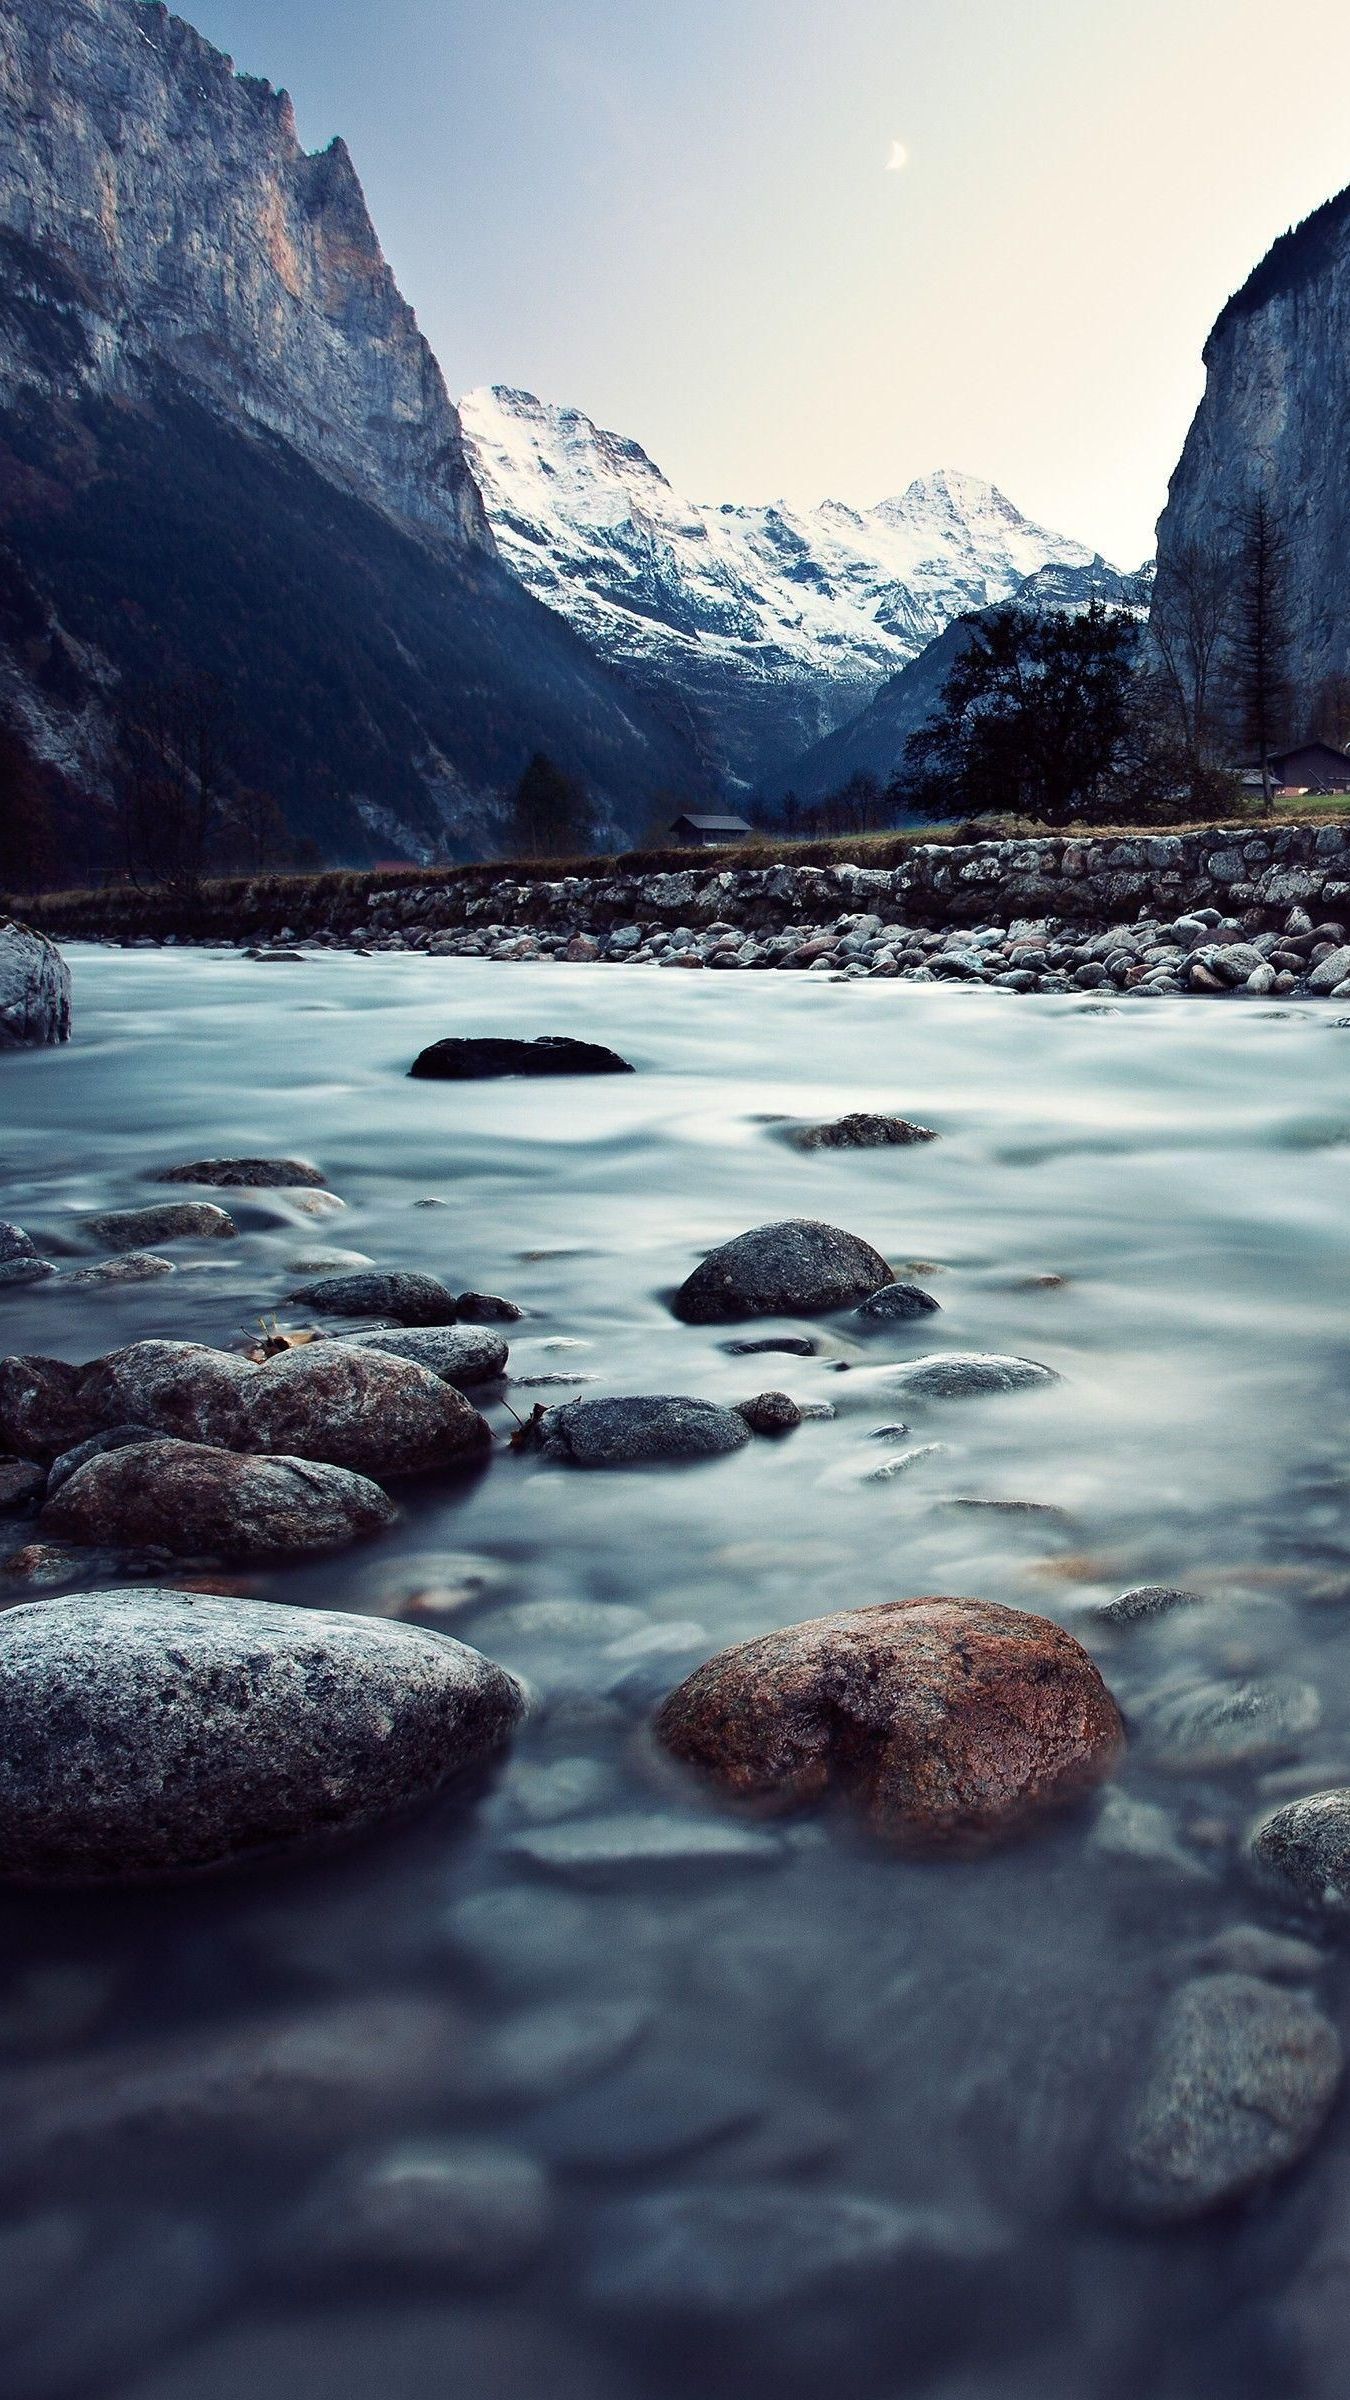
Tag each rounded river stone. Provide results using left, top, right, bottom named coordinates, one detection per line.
left=289, top=1271, right=460, bottom=1326
left=41, top=1438, right=397, bottom=1560
left=537, top=1395, right=751, bottom=1467
left=1248, top=1790, right=1350, bottom=1919
left=654, top=1597, right=1123, bottom=1852
left=408, top=1035, right=634, bottom=1080
left=672, top=1219, right=894, bottom=1323
left=1097, top=1973, right=1341, bottom=2223
left=154, top=1158, right=327, bottom=1188
left=0, top=1588, right=525, bottom=1881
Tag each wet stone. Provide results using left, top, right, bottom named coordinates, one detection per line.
left=408, top=1035, right=634, bottom=1079
left=736, top=1391, right=803, bottom=1434
left=0, top=1587, right=524, bottom=1880
left=526, top=2055, right=764, bottom=2170
left=672, top=1218, right=895, bottom=1322
left=722, top=1335, right=818, bottom=1357
left=154, top=1157, right=327, bottom=1187
left=1248, top=1790, right=1350, bottom=1920
left=536, top=1395, right=751, bottom=1467
left=0, top=1220, right=53, bottom=1290
left=1097, top=1973, right=1342, bottom=2223
left=0, top=1357, right=106, bottom=1464
left=41, top=1439, right=398, bottom=1562
left=784, top=1113, right=938, bottom=1151
left=881, top=1353, right=1058, bottom=1398
left=454, top=1998, right=653, bottom=2107
left=1190, top=1925, right=1328, bottom=1981
left=271, top=2140, right=550, bottom=2288
left=65, top=1253, right=175, bottom=1287
left=339, top=1325, right=509, bottom=1388
left=0, top=2206, right=229, bottom=2400
left=856, top=1281, right=942, bottom=1322
left=74, top=1203, right=236, bottom=1253
left=241, top=1343, right=490, bottom=1478
left=655, top=1598, right=1123, bottom=1853
left=1095, top=1584, right=1206, bottom=1625
left=289, top=1270, right=460, bottom=1325
left=456, top=1292, right=526, bottom=1323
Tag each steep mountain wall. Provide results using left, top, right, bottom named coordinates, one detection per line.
left=0, top=0, right=707, bottom=863
left=1153, top=185, right=1350, bottom=720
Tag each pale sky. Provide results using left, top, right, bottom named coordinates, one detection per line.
left=186, top=0, right=1350, bottom=566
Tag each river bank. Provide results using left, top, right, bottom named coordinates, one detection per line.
left=17, top=820, right=1350, bottom=998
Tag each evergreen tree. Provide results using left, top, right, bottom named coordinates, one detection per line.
left=506, top=753, right=593, bottom=859
left=1230, top=490, right=1293, bottom=809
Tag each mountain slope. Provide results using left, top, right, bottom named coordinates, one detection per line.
left=0, top=0, right=707, bottom=863
left=1152, top=181, right=1350, bottom=720
left=779, top=559, right=1144, bottom=803
left=459, top=385, right=1103, bottom=794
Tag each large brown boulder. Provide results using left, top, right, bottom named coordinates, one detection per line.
left=42, top=1439, right=396, bottom=1561
left=242, top=1344, right=490, bottom=1478
left=654, top=1598, right=1123, bottom=1853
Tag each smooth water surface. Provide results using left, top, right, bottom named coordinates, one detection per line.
left=1, top=949, right=1348, bottom=2400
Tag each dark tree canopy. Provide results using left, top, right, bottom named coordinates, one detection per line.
left=903, top=603, right=1140, bottom=827
left=506, top=752, right=594, bottom=859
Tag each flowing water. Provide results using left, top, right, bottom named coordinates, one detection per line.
left=1, top=948, right=1349, bottom=2400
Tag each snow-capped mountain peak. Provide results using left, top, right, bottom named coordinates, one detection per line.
left=457, top=385, right=1110, bottom=791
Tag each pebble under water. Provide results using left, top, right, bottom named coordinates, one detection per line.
left=2, top=947, right=1350, bottom=2400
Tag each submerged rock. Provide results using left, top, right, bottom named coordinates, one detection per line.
left=1248, top=1790, right=1350, bottom=1920
left=585, top=2186, right=1005, bottom=2317
left=41, top=1439, right=397, bottom=1561
left=289, top=1270, right=460, bottom=1325
left=456, top=1292, right=526, bottom=1324
left=0, top=1589, right=524, bottom=1881
left=273, top=2141, right=550, bottom=2288
left=655, top=1598, right=1123, bottom=1852
left=784, top=1113, right=937, bottom=1151
left=408, top=1035, right=634, bottom=1079
left=340, top=1325, right=509, bottom=1389
left=536, top=1395, right=751, bottom=1467
left=508, top=1812, right=785, bottom=1882
left=154, top=1157, right=327, bottom=1187
left=1098, top=1973, right=1341, bottom=2223
left=1141, top=1675, right=1322, bottom=1771
left=66, top=1253, right=175, bottom=1287
left=75, top=1203, right=236, bottom=1252
left=0, top=921, right=71, bottom=1048
left=855, top=1282, right=942, bottom=1322
left=672, top=1219, right=894, bottom=1323
left=880, top=1353, right=1058, bottom=1398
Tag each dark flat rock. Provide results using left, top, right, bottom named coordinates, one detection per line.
left=154, top=1158, right=327, bottom=1187
left=537, top=1395, right=751, bottom=1467
left=856, top=1282, right=941, bottom=1322
left=409, top=1036, right=634, bottom=1080
left=673, top=1219, right=894, bottom=1323
left=289, top=1270, right=460, bottom=1326
left=785, top=1113, right=937, bottom=1151
left=76, top=1203, right=236, bottom=1252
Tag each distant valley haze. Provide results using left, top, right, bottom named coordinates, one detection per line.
left=182, top=0, right=1350, bottom=568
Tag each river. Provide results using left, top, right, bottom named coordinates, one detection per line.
left=1, top=947, right=1348, bottom=2400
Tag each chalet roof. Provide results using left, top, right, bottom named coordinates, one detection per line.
left=671, top=813, right=755, bottom=832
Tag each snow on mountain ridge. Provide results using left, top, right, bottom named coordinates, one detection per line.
left=458, top=385, right=1109, bottom=790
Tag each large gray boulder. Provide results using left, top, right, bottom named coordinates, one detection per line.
left=537, top=1395, right=751, bottom=1467
left=41, top=1438, right=397, bottom=1560
left=672, top=1220, right=894, bottom=1323
left=74, top=1339, right=490, bottom=1479
left=1098, top=1973, right=1341, bottom=2223
left=0, top=1589, right=525, bottom=1881
left=0, top=921, right=70, bottom=1049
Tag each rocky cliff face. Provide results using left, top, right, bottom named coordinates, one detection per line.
left=1153, top=185, right=1350, bottom=719
left=0, top=0, right=487, bottom=549
left=460, top=385, right=1101, bottom=793
left=0, top=0, right=706, bottom=864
